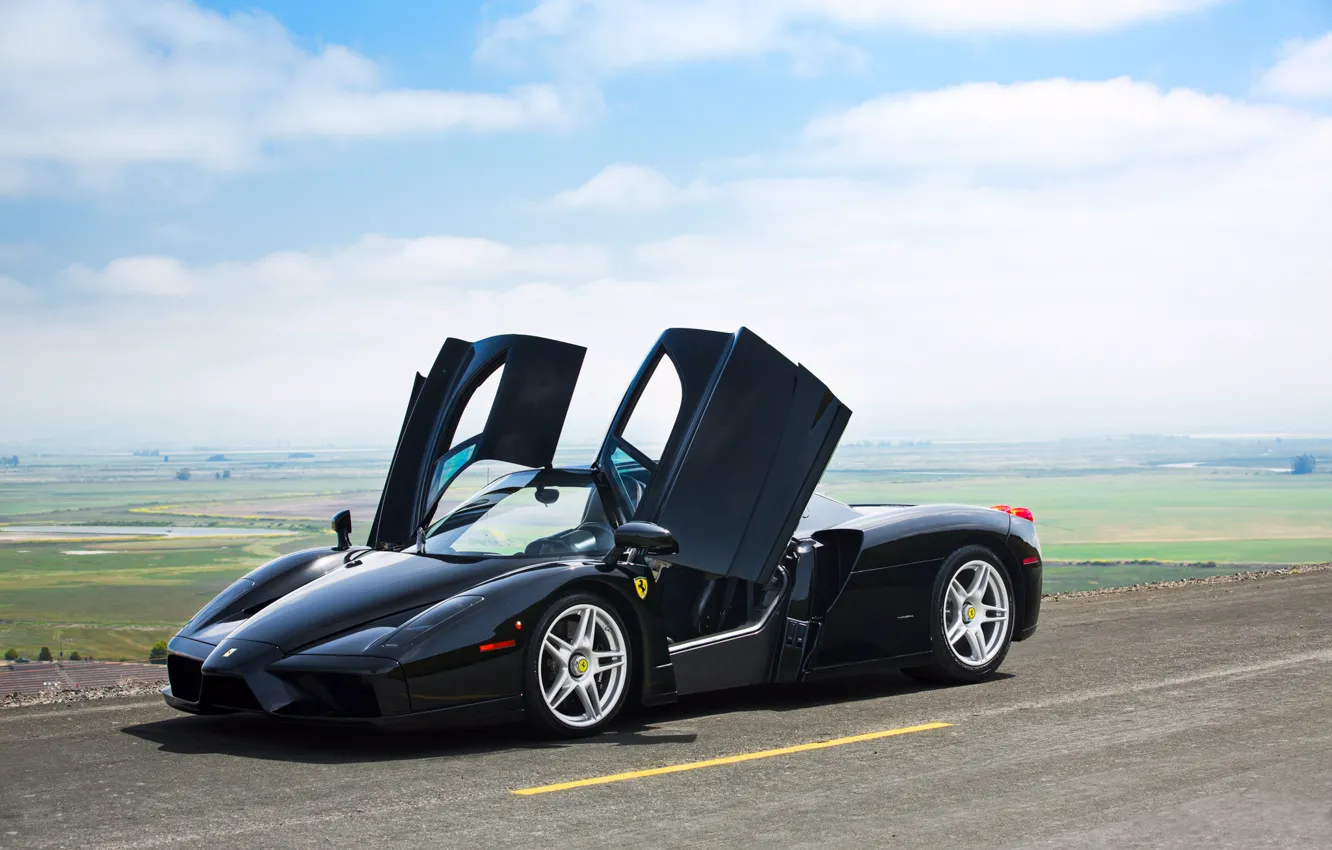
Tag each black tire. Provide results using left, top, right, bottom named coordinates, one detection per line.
left=523, top=592, right=633, bottom=738
left=904, top=545, right=1015, bottom=686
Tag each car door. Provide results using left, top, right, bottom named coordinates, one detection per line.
left=369, top=334, right=585, bottom=549
left=597, top=327, right=850, bottom=585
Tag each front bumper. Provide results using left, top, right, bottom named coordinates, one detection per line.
left=163, top=636, right=523, bottom=729
left=164, top=636, right=410, bottom=721
left=161, top=680, right=522, bottom=729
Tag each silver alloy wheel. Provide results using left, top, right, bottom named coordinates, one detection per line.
left=943, top=559, right=1011, bottom=668
left=538, top=602, right=628, bottom=729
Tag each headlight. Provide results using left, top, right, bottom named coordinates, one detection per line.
left=184, top=578, right=255, bottom=630
left=381, top=595, right=483, bottom=648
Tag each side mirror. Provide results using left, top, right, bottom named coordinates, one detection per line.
left=614, top=521, right=678, bottom=556
left=331, top=510, right=352, bottom=551
left=534, top=486, right=560, bottom=505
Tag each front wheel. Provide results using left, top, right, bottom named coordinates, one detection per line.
left=904, top=546, right=1014, bottom=685
left=523, top=593, right=632, bottom=737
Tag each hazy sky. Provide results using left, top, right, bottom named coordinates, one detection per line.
left=2, top=0, right=1330, bottom=451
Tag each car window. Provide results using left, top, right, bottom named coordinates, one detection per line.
left=450, top=361, right=504, bottom=451
left=424, top=471, right=612, bottom=558
left=609, top=446, right=651, bottom=514
left=426, top=442, right=476, bottom=512
left=420, top=458, right=526, bottom=530
left=619, top=354, right=681, bottom=461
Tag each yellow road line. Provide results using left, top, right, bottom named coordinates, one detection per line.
left=512, top=721, right=952, bottom=796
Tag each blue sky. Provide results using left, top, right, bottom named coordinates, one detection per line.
left=2, top=0, right=1331, bottom=449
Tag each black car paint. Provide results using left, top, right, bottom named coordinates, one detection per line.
left=801, top=505, right=1038, bottom=677
left=163, top=327, right=1043, bottom=727
left=166, top=492, right=678, bottom=723
left=164, top=495, right=1041, bottom=723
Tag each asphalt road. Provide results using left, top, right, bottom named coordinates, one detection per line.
left=3, top=570, right=1331, bottom=849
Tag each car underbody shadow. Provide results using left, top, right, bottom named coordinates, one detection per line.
left=120, top=709, right=704, bottom=765
left=121, top=670, right=1013, bottom=765
left=639, top=669, right=1015, bottom=726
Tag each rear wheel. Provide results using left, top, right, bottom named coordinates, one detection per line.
left=524, top=593, right=632, bottom=737
left=904, top=546, right=1014, bottom=685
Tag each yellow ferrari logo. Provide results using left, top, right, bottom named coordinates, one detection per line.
left=575, top=657, right=589, bottom=674
left=965, top=606, right=977, bottom=622
left=634, top=576, right=649, bottom=600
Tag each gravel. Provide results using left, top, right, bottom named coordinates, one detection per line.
left=1043, top=562, right=1332, bottom=601
left=1, top=679, right=165, bottom=710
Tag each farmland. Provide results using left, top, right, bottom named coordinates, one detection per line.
left=1, top=436, right=1328, bottom=660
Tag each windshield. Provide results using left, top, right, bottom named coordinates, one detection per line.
left=423, top=469, right=613, bottom=559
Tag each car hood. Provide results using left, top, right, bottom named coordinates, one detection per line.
left=227, top=550, right=548, bottom=653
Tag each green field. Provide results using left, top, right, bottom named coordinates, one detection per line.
left=818, top=468, right=1332, bottom=565
left=0, top=535, right=329, bottom=660
left=0, top=450, right=382, bottom=660
left=1, top=438, right=1328, bottom=660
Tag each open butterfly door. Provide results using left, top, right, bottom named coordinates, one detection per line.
left=369, top=335, right=585, bottom=549
left=597, top=327, right=850, bottom=585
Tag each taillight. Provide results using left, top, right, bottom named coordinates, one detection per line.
left=991, top=505, right=1035, bottom=523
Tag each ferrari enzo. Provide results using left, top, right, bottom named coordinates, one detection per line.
left=163, top=328, right=1042, bottom=736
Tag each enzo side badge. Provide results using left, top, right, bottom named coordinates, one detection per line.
left=634, top=576, right=649, bottom=599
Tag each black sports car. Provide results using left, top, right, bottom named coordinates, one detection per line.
left=164, top=328, right=1041, bottom=736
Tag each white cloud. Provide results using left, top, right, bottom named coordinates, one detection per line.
left=4, top=75, right=1330, bottom=448
left=478, top=0, right=1226, bottom=73
left=0, top=0, right=586, bottom=194
left=65, top=256, right=198, bottom=297
left=1260, top=32, right=1332, bottom=99
left=804, top=78, right=1310, bottom=170
left=58, top=233, right=610, bottom=299
left=0, top=274, right=36, bottom=304
left=548, top=163, right=706, bottom=210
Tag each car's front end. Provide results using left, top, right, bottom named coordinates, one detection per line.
left=162, top=467, right=641, bottom=726
left=161, top=547, right=524, bottom=725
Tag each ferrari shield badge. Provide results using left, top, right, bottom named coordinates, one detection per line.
left=634, top=576, right=649, bottom=600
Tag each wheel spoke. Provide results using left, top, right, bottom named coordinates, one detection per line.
left=575, top=607, right=595, bottom=647
left=592, top=650, right=624, bottom=673
left=964, top=627, right=985, bottom=661
left=948, top=579, right=967, bottom=607
left=945, top=618, right=967, bottom=644
left=545, top=670, right=575, bottom=707
left=575, top=680, right=599, bottom=719
left=544, top=633, right=573, bottom=663
left=967, top=564, right=989, bottom=596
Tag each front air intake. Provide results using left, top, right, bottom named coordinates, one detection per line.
left=200, top=674, right=262, bottom=711
left=167, top=654, right=203, bottom=703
